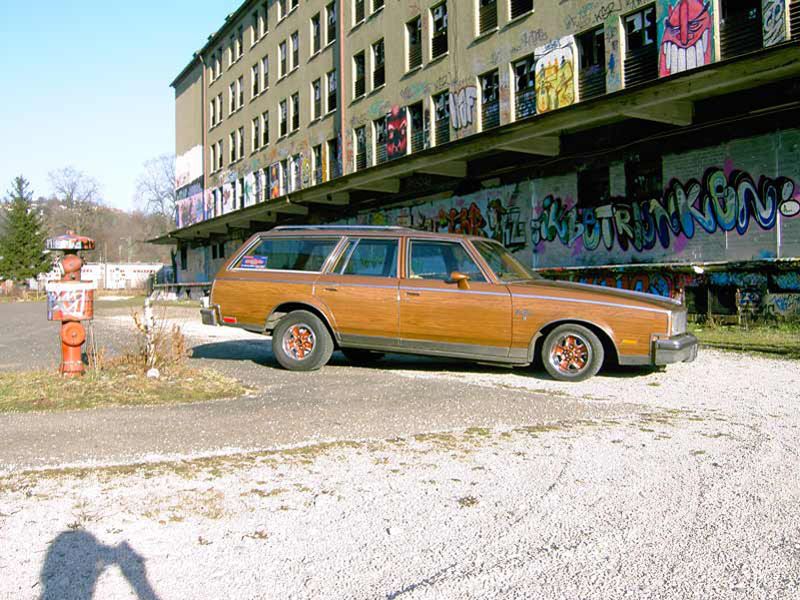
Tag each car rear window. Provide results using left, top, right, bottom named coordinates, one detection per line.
left=234, top=237, right=339, bottom=272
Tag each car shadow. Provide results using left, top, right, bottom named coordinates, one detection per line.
left=39, top=530, right=161, bottom=600
left=190, top=340, right=659, bottom=380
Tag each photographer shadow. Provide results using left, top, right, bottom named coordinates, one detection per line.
left=40, top=530, right=160, bottom=600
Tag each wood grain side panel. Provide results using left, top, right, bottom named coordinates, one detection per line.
left=314, top=275, right=399, bottom=339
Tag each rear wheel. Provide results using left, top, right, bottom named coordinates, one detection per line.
left=541, top=324, right=604, bottom=382
left=272, top=310, right=333, bottom=371
left=341, top=348, right=385, bottom=364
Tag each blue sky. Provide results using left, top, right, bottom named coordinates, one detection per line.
left=0, top=0, right=241, bottom=210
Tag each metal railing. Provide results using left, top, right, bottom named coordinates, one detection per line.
left=579, top=65, right=606, bottom=101
left=482, top=100, right=500, bottom=130
left=479, top=2, right=497, bottom=34
left=720, top=11, right=763, bottom=59
left=434, top=117, right=450, bottom=145
left=624, top=44, right=658, bottom=88
left=515, top=88, right=536, bottom=120
left=408, top=43, right=422, bottom=69
left=431, top=33, right=448, bottom=58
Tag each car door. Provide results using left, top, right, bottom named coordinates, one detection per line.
left=314, top=237, right=400, bottom=349
left=399, top=238, right=512, bottom=360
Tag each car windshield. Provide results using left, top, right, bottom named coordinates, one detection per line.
left=473, top=240, right=538, bottom=282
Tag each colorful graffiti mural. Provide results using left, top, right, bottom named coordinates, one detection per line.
left=387, top=106, right=408, bottom=160
left=556, top=270, right=691, bottom=298
left=531, top=169, right=799, bottom=253
left=175, top=146, right=203, bottom=190
left=535, top=37, right=576, bottom=114
left=762, top=0, right=787, bottom=47
left=269, top=163, right=281, bottom=199
left=449, top=86, right=478, bottom=131
left=175, top=180, right=205, bottom=228
left=658, top=0, right=713, bottom=77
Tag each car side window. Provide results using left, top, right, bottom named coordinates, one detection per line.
left=408, top=241, right=486, bottom=283
left=338, top=238, right=398, bottom=277
left=234, top=237, right=339, bottom=272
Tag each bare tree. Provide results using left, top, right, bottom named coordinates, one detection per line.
left=135, top=154, right=176, bottom=221
left=48, top=167, right=102, bottom=234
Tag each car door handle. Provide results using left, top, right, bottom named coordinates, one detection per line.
left=405, top=291, right=421, bottom=297
left=324, top=287, right=338, bottom=292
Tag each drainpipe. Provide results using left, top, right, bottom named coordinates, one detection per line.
left=197, top=52, right=208, bottom=215
left=337, top=0, right=346, bottom=177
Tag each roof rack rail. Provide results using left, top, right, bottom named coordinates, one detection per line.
left=271, top=225, right=411, bottom=231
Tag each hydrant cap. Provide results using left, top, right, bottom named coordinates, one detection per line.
left=61, top=321, right=86, bottom=346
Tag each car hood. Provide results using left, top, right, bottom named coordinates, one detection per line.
left=507, top=278, right=683, bottom=312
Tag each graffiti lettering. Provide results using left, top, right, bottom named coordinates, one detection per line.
left=762, top=0, right=787, bottom=47
left=448, top=86, right=478, bottom=130
left=531, top=169, right=798, bottom=251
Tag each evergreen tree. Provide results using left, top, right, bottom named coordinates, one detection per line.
left=0, top=176, right=51, bottom=283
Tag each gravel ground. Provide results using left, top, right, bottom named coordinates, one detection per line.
left=1, top=303, right=799, bottom=599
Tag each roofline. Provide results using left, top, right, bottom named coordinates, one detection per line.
left=170, top=0, right=258, bottom=88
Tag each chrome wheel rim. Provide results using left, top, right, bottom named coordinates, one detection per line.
left=282, top=324, right=316, bottom=360
left=550, top=333, right=591, bottom=375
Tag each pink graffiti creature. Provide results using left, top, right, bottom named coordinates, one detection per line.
left=659, top=0, right=711, bottom=77
left=386, top=106, right=407, bottom=159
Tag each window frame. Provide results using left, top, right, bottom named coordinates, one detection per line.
left=405, top=239, right=490, bottom=283
left=332, top=237, right=400, bottom=278
left=230, top=235, right=343, bottom=274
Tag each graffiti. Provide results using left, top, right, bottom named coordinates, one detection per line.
left=535, top=37, right=576, bottom=114
left=386, top=106, right=408, bottom=160
left=763, top=293, right=800, bottom=318
left=487, top=200, right=526, bottom=250
left=175, top=180, right=205, bottom=228
left=558, top=271, right=686, bottom=298
left=301, top=153, right=311, bottom=187
left=605, top=14, right=623, bottom=93
left=762, top=0, right=787, bottom=47
left=531, top=169, right=798, bottom=252
left=269, top=163, right=281, bottom=199
left=399, top=74, right=449, bottom=103
left=708, top=271, right=767, bottom=287
left=659, top=0, right=713, bottom=77
left=448, top=86, right=478, bottom=130
left=564, top=0, right=650, bottom=31
left=773, top=271, right=800, bottom=291
left=175, top=145, right=203, bottom=189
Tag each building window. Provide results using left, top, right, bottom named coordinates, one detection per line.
left=291, top=31, right=299, bottom=70
left=625, top=153, right=662, bottom=202
left=278, top=0, right=287, bottom=20
left=252, top=64, right=260, bottom=97
left=327, top=137, right=341, bottom=178
left=279, top=99, right=288, bottom=136
left=374, top=116, right=388, bottom=164
left=408, top=102, right=425, bottom=153
left=312, top=78, right=322, bottom=119
left=288, top=154, right=301, bottom=192
left=407, top=16, right=422, bottom=70
left=260, top=3, right=269, bottom=36
left=720, top=0, right=763, bottom=59
left=372, top=39, right=385, bottom=88
left=624, top=5, right=658, bottom=87
left=431, top=3, right=448, bottom=59
left=326, top=2, right=337, bottom=44
left=228, top=35, right=235, bottom=67
left=217, top=94, right=223, bottom=122
left=510, top=0, right=534, bottom=20
left=236, top=26, right=244, bottom=59
left=210, top=143, right=216, bottom=172
left=253, top=171, right=263, bottom=203
left=290, top=0, right=298, bottom=11
left=478, top=0, right=497, bottom=35
left=355, top=0, right=365, bottom=24
left=237, top=76, right=244, bottom=108
left=327, top=70, right=338, bottom=112
left=261, top=55, right=269, bottom=90
left=262, top=111, right=269, bottom=146
left=578, top=27, right=606, bottom=100
left=209, top=100, right=215, bottom=129
left=229, top=82, right=236, bottom=114
left=311, top=13, right=322, bottom=54
left=230, top=132, right=236, bottom=163
left=237, top=176, right=245, bottom=208
left=279, top=41, right=288, bottom=77
left=513, top=54, right=536, bottom=119
left=354, top=126, right=367, bottom=170
left=252, top=12, right=260, bottom=46
left=291, top=92, right=300, bottom=131
left=252, top=117, right=260, bottom=151
left=312, top=144, right=323, bottom=183
left=261, top=167, right=270, bottom=201
left=353, top=51, right=366, bottom=98
left=577, top=164, right=611, bottom=208
left=180, top=247, right=187, bottom=270
left=214, top=48, right=222, bottom=79
left=217, top=141, right=223, bottom=170
left=433, top=91, right=450, bottom=145
left=238, top=127, right=245, bottom=160
left=480, top=69, right=500, bottom=129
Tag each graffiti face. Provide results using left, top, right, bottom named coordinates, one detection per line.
left=386, top=106, right=407, bottom=159
left=660, top=0, right=712, bottom=76
left=534, top=39, right=575, bottom=114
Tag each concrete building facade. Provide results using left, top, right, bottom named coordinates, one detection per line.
left=164, top=0, right=800, bottom=318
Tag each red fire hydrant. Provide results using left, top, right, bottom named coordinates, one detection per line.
left=45, top=233, right=96, bottom=377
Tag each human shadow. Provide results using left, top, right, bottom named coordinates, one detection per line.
left=39, top=530, right=161, bottom=600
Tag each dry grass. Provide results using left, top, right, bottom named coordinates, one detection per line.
left=0, top=365, right=246, bottom=413
left=690, top=322, right=800, bottom=358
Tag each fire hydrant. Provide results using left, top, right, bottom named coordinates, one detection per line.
left=45, top=233, right=96, bottom=377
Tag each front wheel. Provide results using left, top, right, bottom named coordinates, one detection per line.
left=541, top=324, right=604, bottom=382
left=272, top=310, right=333, bottom=371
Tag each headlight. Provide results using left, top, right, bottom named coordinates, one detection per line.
left=671, top=310, right=687, bottom=335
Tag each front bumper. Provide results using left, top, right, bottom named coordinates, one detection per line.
left=654, top=333, right=698, bottom=365
left=200, top=305, right=221, bottom=326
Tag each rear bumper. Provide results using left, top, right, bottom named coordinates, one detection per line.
left=200, top=305, right=221, bottom=326
left=654, top=333, right=698, bottom=365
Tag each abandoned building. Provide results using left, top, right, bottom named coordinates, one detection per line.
left=157, top=0, right=800, bottom=319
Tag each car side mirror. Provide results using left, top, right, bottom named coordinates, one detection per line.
left=449, top=271, right=471, bottom=290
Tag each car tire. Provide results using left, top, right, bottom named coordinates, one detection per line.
left=272, top=310, right=334, bottom=371
left=541, top=324, right=604, bottom=382
left=341, top=348, right=385, bottom=364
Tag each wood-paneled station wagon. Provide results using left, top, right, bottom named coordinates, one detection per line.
left=202, top=226, right=698, bottom=381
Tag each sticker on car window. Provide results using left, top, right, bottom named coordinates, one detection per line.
left=239, top=255, right=268, bottom=269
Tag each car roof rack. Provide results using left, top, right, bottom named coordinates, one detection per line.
left=271, top=225, right=412, bottom=231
